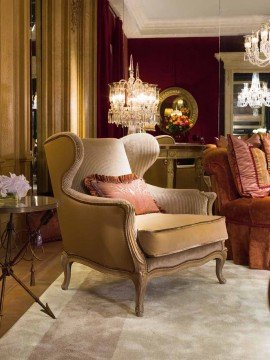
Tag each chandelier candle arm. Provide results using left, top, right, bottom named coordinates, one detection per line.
left=244, top=21, right=270, bottom=67
left=129, top=54, right=134, bottom=79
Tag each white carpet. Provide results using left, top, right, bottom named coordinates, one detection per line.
left=0, top=261, right=269, bottom=360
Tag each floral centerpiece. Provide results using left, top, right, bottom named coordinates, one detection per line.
left=0, top=173, right=31, bottom=203
left=164, top=106, right=194, bottom=135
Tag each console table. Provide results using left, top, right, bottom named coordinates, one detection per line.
left=0, top=196, right=58, bottom=319
left=158, top=143, right=205, bottom=189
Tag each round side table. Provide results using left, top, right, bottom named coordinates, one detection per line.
left=0, top=196, right=58, bottom=319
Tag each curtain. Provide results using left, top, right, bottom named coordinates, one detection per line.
left=97, top=0, right=126, bottom=138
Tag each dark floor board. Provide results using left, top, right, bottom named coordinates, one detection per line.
left=0, top=241, right=63, bottom=338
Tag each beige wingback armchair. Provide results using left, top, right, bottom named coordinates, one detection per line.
left=44, top=132, right=228, bottom=316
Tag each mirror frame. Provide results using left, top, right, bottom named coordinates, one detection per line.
left=158, top=87, right=198, bottom=133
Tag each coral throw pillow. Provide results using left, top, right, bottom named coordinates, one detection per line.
left=84, top=174, right=160, bottom=215
left=227, top=135, right=270, bottom=198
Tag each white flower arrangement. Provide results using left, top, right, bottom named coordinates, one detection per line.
left=0, top=173, right=31, bottom=200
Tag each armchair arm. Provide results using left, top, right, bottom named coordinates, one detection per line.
left=146, top=184, right=216, bottom=215
left=58, top=188, right=146, bottom=273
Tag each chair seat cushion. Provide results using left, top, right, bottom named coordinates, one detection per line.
left=136, top=213, right=227, bottom=257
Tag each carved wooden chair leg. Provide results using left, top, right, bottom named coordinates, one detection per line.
left=133, top=272, right=148, bottom=317
left=61, top=252, right=73, bottom=290
left=216, top=252, right=227, bottom=284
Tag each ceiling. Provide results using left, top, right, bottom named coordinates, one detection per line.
left=109, top=0, right=270, bottom=38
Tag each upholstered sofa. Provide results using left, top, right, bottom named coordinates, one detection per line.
left=44, top=132, right=228, bottom=316
left=204, top=146, right=270, bottom=270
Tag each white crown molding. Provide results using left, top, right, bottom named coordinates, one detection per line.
left=127, top=14, right=270, bottom=38
left=124, top=0, right=147, bottom=29
left=109, top=1, right=270, bottom=38
left=216, top=52, right=270, bottom=71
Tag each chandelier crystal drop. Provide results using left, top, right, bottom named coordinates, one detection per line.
left=108, top=55, right=160, bottom=132
left=244, top=21, right=270, bottom=67
left=237, top=73, right=270, bottom=116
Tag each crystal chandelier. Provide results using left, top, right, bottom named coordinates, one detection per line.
left=244, top=21, right=270, bottom=67
left=237, top=73, right=270, bottom=116
left=108, top=55, right=160, bottom=133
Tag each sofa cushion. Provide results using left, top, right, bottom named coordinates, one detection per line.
left=136, top=213, right=227, bottom=257
left=221, top=198, right=252, bottom=224
left=222, top=196, right=270, bottom=226
left=84, top=174, right=160, bottom=215
left=227, top=135, right=270, bottom=198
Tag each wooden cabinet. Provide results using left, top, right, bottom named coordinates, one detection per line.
left=144, top=143, right=205, bottom=189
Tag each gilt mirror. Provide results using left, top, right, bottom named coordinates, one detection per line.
left=158, top=87, right=198, bottom=135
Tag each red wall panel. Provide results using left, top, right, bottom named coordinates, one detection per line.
left=128, top=37, right=220, bottom=144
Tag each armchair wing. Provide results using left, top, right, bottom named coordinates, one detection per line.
left=45, top=134, right=146, bottom=275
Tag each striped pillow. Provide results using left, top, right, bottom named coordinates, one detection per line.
left=227, top=135, right=270, bottom=198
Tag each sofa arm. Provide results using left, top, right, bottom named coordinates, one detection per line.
left=146, top=184, right=216, bottom=215
left=58, top=188, right=146, bottom=272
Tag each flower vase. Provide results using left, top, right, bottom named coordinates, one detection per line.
left=0, top=193, right=19, bottom=205
left=173, top=131, right=190, bottom=143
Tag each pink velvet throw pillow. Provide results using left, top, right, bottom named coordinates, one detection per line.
left=84, top=174, right=160, bottom=215
left=227, top=135, right=270, bottom=198
left=215, top=133, right=261, bottom=149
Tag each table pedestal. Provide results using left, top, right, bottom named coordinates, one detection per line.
left=0, top=202, right=57, bottom=320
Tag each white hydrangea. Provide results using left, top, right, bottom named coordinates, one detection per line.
left=0, top=175, right=10, bottom=197
left=0, top=173, right=31, bottom=200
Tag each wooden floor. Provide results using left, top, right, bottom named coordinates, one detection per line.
left=0, top=241, right=63, bottom=338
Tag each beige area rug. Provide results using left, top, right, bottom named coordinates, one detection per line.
left=0, top=261, right=269, bottom=360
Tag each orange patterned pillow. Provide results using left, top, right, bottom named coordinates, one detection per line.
left=84, top=174, right=161, bottom=215
left=227, top=135, right=270, bottom=198
left=245, top=133, right=262, bottom=148
left=261, top=136, right=270, bottom=175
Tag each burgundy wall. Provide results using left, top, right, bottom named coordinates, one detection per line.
left=128, top=37, right=220, bottom=143
left=220, top=36, right=245, bottom=52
